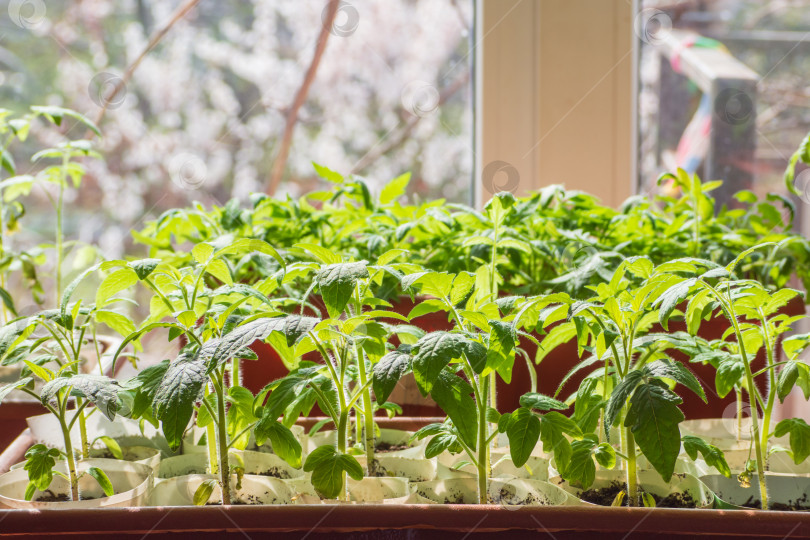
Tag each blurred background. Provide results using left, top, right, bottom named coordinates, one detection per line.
left=0, top=0, right=474, bottom=263
left=2, top=0, right=810, bottom=288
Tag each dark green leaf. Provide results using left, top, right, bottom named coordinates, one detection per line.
left=429, top=371, right=477, bottom=449
left=372, top=346, right=412, bottom=403
left=315, top=262, right=369, bottom=318
left=682, top=436, right=730, bottom=477
left=254, top=414, right=303, bottom=468
left=507, top=407, right=541, bottom=467
left=519, top=393, right=568, bottom=412
left=625, top=383, right=684, bottom=481
left=775, top=418, right=810, bottom=465
left=152, top=354, right=207, bottom=451
left=645, top=359, right=706, bottom=403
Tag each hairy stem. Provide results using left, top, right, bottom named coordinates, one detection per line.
left=624, top=426, right=638, bottom=506
left=213, top=374, right=231, bottom=505
left=355, top=343, right=376, bottom=475
left=59, top=409, right=80, bottom=501
left=477, top=377, right=490, bottom=504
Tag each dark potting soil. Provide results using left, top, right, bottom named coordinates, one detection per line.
left=743, top=493, right=810, bottom=511
left=579, top=481, right=697, bottom=508
left=35, top=490, right=97, bottom=502
left=256, top=467, right=291, bottom=479
left=375, top=441, right=410, bottom=453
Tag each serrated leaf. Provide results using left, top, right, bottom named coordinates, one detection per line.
left=519, top=393, right=568, bottom=411
left=128, top=258, right=160, bottom=280
left=625, top=383, right=684, bottom=481
left=412, top=331, right=481, bottom=394
left=254, top=415, right=302, bottom=468
left=152, top=355, right=207, bottom=451
left=372, top=346, right=412, bottom=403
left=303, top=445, right=363, bottom=499
left=430, top=371, right=477, bottom=449
left=682, top=436, right=730, bottom=477
left=645, top=359, right=706, bottom=402
left=379, top=172, right=410, bottom=205
left=507, top=407, right=541, bottom=467
left=487, top=321, right=516, bottom=383
left=605, top=370, right=643, bottom=434
left=23, top=444, right=61, bottom=492
left=41, top=375, right=121, bottom=421
left=315, top=262, right=369, bottom=318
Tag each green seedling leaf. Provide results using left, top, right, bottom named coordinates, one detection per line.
left=86, top=467, right=114, bottom=497
left=519, top=393, right=568, bottom=412
left=41, top=374, right=122, bottom=421
left=315, top=262, right=369, bottom=318
left=646, top=359, right=706, bottom=402
left=96, top=436, right=123, bottom=460
left=682, top=436, right=730, bottom=477
left=23, top=444, right=61, bottom=492
left=412, top=331, right=485, bottom=394
left=507, top=407, right=541, bottom=468
left=193, top=479, right=217, bottom=506
left=774, top=418, right=810, bottom=465
left=152, top=354, right=207, bottom=451
left=605, top=370, right=643, bottom=435
left=625, top=383, right=684, bottom=481
left=372, top=346, right=412, bottom=403
left=777, top=361, right=810, bottom=402
left=303, top=445, right=364, bottom=499
left=254, top=415, right=303, bottom=468
left=430, top=371, right=477, bottom=450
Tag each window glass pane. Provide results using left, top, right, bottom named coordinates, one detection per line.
left=0, top=0, right=473, bottom=258
left=637, top=0, right=810, bottom=221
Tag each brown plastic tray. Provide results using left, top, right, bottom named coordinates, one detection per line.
left=2, top=418, right=810, bottom=539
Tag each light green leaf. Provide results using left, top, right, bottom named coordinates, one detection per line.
left=379, top=172, right=410, bottom=205
left=86, top=467, right=114, bottom=497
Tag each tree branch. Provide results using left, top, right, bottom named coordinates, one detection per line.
left=350, top=69, right=470, bottom=174
left=89, top=0, right=201, bottom=130
left=267, top=0, right=341, bottom=195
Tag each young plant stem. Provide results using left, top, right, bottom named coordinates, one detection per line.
left=59, top=405, right=80, bottom=501
left=736, top=390, right=743, bottom=442
left=337, top=408, right=350, bottom=502
left=718, top=289, right=768, bottom=509
left=231, top=358, right=240, bottom=388
left=476, top=376, right=490, bottom=504
left=758, top=310, right=776, bottom=458
left=213, top=372, right=231, bottom=505
left=203, top=387, right=218, bottom=475
left=76, top=397, right=89, bottom=459
left=355, top=343, right=376, bottom=475
left=623, top=424, right=638, bottom=506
